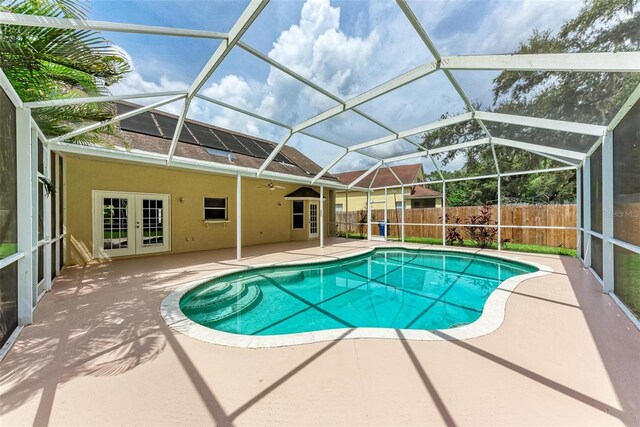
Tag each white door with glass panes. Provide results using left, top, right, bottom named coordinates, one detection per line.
left=93, top=191, right=170, bottom=258
left=309, top=201, right=319, bottom=238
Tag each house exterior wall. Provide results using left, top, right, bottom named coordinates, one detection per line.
left=64, top=156, right=330, bottom=265
left=335, top=189, right=442, bottom=213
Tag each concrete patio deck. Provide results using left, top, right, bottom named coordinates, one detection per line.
left=1, top=239, right=639, bottom=426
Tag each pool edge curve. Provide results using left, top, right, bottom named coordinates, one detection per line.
left=160, top=245, right=553, bottom=348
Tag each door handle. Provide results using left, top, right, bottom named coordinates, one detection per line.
left=136, top=221, right=140, bottom=229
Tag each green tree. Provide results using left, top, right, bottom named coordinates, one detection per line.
left=422, top=0, right=640, bottom=206
left=0, top=0, right=130, bottom=144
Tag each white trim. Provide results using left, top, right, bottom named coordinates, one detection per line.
left=492, top=137, right=586, bottom=161
left=348, top=113, right=473, bottom=152
left=25, top=91, right=187, bottom=109
left=0, top=12, right=227, bottom=39
left=610, top=238, right=640, bottom=255
left=440, top=52, right=640, bottom=72
left=0, top=252, right=23, bottom=270
left=500, top=165, right=576, bottom=176
left=476, top=111, right=606, bottom=137
left=584, top=229, right=603, bottom=239
left=428, top=138, right=491, bottom=155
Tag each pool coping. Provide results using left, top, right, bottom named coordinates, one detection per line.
left=160, top=244, right=553, bottom=348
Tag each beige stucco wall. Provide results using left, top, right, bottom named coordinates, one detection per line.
left=335, top=188, right=441, bottom=212
left=65, top=156, right=331, bottom=265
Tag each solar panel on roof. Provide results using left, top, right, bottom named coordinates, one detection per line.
left=185, top=124, right=228, bottom=151
left=152, top=113, right=198, bottom=144
left=233, top=135, right=268, bottom=159
left=116, top=104, right=163, bottom=137
left=213, top=131, right=252, bottom=156
left=253, top=140, right=290, bottom=163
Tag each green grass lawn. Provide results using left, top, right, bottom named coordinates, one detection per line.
left=0, top=243, right=18, bottom=260
left=336, top=233, right=576, bottom=257
left=615, top=250, right=640, bottom=319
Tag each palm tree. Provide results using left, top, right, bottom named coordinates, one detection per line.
left=0, top=0, right=130, bottom=144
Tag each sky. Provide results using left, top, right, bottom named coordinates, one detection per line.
left=88, top=0, right=585, bottom=173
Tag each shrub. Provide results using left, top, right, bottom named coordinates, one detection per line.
left=440, top=213, right=464, bottom=246
left=466, top=203, right=498, bottom=248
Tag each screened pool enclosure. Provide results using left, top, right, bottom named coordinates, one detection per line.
left=0, top=0, right=639, bottom=345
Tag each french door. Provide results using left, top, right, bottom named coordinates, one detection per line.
left=309, top=201, right=319, bottom=238
left=93, top=191, right=170, bottom=258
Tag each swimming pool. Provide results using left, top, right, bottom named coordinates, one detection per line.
left=177, top=248, right=539, bottom=338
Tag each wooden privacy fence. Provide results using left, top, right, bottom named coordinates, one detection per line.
left=335, top=204, right=577, bottom=249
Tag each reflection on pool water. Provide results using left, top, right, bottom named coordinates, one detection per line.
left=180, top=248, right=538, bottom=336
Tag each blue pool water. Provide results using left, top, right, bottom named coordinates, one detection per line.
left=180, top=248, right=537, bottom=335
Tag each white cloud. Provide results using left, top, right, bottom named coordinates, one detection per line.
left=110, top=46, right=188, bottom=115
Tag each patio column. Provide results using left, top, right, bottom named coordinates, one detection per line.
left=43, top=135, right=52, bottom=292
left=583, top=157, right=592, bottom=268
left=367, top=190, right=372, bottom=240
left=576, top=167, right=582, bottom=260
left=384, top=188, right=388, bottom=241
left=319, top=184, right=324, bottom=248
left=345, top=189, right=349, bottom=237
left=401, top=185, right=405, bottom=242
left=16, top=107, right=33, bottom=325
left=442, top=181, right=446, bottom=247
left=602, top=130, right=614, bottom=293
left=497, top=176, right=502, bottom=250
left=236, top=173, right=241, bottom=261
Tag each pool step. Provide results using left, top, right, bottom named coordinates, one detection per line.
left=182, top=281, right=231, bottom=306
left=195, top=285, right=263, bottom=325
left=182, top=281, right=247, bottom=312
left=257, top=270, right=305, bottom=285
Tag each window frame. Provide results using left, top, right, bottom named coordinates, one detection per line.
left=292, top=200, right=304, bottom=230
left=203, top=197, right=228, bottom=222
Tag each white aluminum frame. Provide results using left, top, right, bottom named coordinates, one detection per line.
left=1, top=0, right=639, bottom=331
